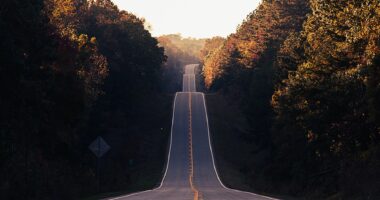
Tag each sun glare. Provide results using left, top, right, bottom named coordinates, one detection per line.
left=112, top=0, right=262, bottom=38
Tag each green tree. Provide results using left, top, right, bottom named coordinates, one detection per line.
left=0, top=0, right=168, bottom=199
left=272, top=0, right=380, bottom=197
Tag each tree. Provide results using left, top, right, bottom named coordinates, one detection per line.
left=272, top=0, right=380, bottom=197
left=0, top=0, right=168, bottom=199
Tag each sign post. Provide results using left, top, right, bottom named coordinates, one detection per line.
left=89, top=136, right=110, bottom=192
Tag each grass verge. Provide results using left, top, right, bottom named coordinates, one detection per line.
left=205, top=93, right=252, bottom=190
left=81, top=94, right=174, bottom=200
left=205, top=93, right=296, bottom=200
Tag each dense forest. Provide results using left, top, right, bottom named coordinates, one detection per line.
left=202, top=0, right=380, bottom=199
left=2, top=0, right=379, bottom=199
left=0, top=0, right=172, bottom=199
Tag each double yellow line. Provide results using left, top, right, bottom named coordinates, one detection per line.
left=188, top=88, right=201, bottom=200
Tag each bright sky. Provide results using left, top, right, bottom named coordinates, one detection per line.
left=112, top=0, right=262, bottom=38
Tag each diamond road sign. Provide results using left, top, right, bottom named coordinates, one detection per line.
left=89, top=136, right=110, bottom=158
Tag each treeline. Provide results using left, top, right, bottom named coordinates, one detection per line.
left=199, top=36, right=226, bottom=88
left=0, top=0, right=171, bottom=199
left=202, top=0, right=380, bottom=199
left=158, top=34, right=206, bottom=92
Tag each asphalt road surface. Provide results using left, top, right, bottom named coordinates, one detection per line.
left=109, top=64, right=277, bottom=200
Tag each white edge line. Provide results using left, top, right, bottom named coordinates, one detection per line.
left=108, top=93, right=178, bottom=200
left=184, top=64, right=197, bottom=93
left=183, top=74, right=186, bottom=92
left=192, top=65, right=197, bottom=92
left=201, top=93, right=279, bottom=200
left=108, top=65, right=196, bottom=200
left=108, top=64, right=276, bottom=200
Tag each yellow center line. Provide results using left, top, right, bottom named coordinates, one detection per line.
left=188, top=81, right=201, bottom=200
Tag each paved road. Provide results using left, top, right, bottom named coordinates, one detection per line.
left=109, top=64, right=277, bottom=200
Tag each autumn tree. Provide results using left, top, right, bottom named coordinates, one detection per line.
left=271, top=0, right=380, bottom=197
left=200, top=37, right=225, bottom=62
left=202, top=0, right=311, bottom=195
left=0, top=0, right=167, bottom=199
left=79, top=0, right=169, bottom=195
